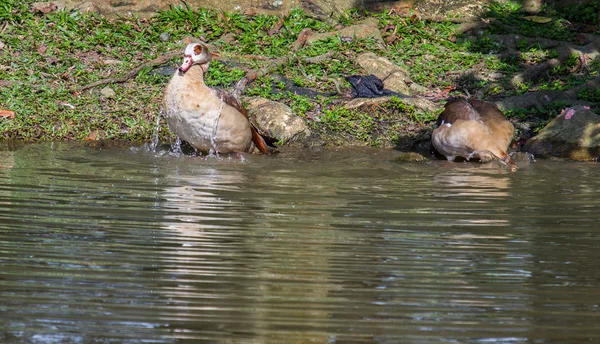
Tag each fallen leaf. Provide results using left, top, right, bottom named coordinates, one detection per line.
left=0, top=41, right=5, bottom=50
left=421, top=85, right=457, bottom=101
left=0, top=109, right=15, bottom=119
left=244, top=8, right=257, bottom=16
left=523, top=16, right=552, bottom=24
left=32, top=2, right=58, bottom=14
left=57, top=101, right=75, bottom=109
left=84, top=130, right=99, bottom=141
left=37, top=43, right=47, bottom=55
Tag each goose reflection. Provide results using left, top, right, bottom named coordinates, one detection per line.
left=159, top=158, right=333, bottom=343
left=433, top=164, right=512, bottom=200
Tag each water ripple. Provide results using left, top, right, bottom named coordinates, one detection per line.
left=0, top=144, right=599, bottom=343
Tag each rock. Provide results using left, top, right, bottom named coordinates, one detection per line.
left=354, top=52, right=432, bottom=97
left=31, top=2, right=63, bottom=13
left=356, top=52, right=409, bottom=81
left=409, top=83, right=430, bottom=95
left=306, top=18, right=385, bottom=47
left=393, top=152, right=427, bottom=163
left=400, top=97, right=439, bottom=113
left=100, top=87, right=116, bottom=99
left=344, top=97, right=392, bottom=110
left=218, top=33, right=237, bottom=45
left=159, top=32, right=170, bottom=42
left=524, top=106, right=600, bottom=160
left=246, top=97, right=311, bottom=143
left=344, top=96, right=439, bottom=114
left=382, top=71, right=411, bottom=95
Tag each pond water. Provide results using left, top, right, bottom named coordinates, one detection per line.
left=0, top=142, right=599, bottom=343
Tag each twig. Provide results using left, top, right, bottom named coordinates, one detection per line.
left=0, top=22, right=8, bottom=35
left=291, top=28, right=313, bottom=51
left=268, top=16, right=286, bottom=36
left=417, top=15, right=480, bottom=24
left=77, top=51, right=180, bottom=92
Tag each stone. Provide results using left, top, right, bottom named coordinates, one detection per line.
left=382, top=71, right=411, bottom=95
left=356, top=52, right=409, bottom=81
left=409, top=83, right=430, bottom=95
left=524, top=106, right=600, bottom=160
left=306, top=18, right=385, bottom=47
left=399, top=97, right=439, bottom=113
left=355, top=52, right=420, bottom=96
left=246, top=97, right=311, bottom=143
left=100, top=86, right=116, bottom=99
left=344, top=97, right=392, bottom=110
left=159, top=32, right=170, bottom=42
left=344, top=96, right=439, bottom=114
left=393, top=152, right=427, bottom=163
left=31, top=2, right=63, bottom=14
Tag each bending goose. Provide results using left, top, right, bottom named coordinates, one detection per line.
left=163, top=42, right=272, bottom=155
left=431, top=98, right=517, bottom=172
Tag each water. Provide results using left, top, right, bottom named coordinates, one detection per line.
left=0, top=142, right=599, bottom=343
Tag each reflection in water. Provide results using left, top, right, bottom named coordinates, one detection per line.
left=0, top=144, right=599, bottom=343
left=0, top=150, right=13, bottom=169
left=160, top=163, right=335, bottom=343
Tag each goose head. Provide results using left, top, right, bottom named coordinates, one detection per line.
left=178, top=42, right=213, bottom=74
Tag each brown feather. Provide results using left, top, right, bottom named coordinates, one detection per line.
left=431, top=98, right=516, bottom=171
left=250, top=126, right=273, bottom=155
left=213, top=89, right=275, bottom=155
left=436, top=98, right=480, bottom=126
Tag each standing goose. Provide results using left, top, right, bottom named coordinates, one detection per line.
left=163, top=42, right=272, bottom=155
left=431, top=98, right=517, bottom=172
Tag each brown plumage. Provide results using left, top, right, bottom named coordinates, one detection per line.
left=163, top=42, right=273, bottom=155
left=431, top=98, right=517, bottom=172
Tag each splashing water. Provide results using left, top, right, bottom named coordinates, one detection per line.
left=149, top=110, right=163, bottom=152
left=170, top=137, right=183, bottom=156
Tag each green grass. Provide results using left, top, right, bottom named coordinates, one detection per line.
left=0, top=0, right=598, bottom=147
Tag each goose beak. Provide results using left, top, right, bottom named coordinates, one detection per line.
left=499, top=155, right=518, bottom=172
left=178, top=55, right=194, bottom=74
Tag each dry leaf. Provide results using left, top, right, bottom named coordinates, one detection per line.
left=84, top=130, right=99, bottom=141
left=57, top=101, right=75, bottom=109
left=0, top=110, right=15, bottom=119
left=243, top=8, right=257, bottom=16
left=32, top=2, right=58, bottom=14
left=37, top=43, right=47, bottom=55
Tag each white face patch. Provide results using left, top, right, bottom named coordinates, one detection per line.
left=179, top=43, right=203, bottom=73
left=184, top=43, right=198, bottom=56
left=179, top=43, right=211, bottom=74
